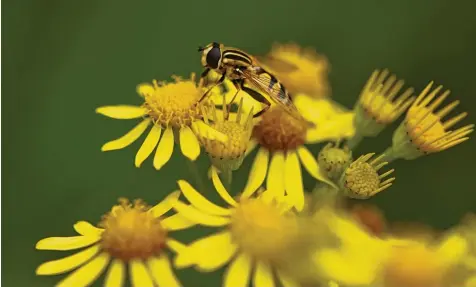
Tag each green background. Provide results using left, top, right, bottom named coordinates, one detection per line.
left=3, top=0, right=476, bottom=286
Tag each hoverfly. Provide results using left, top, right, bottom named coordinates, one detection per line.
left=197, top=42, right=313, bottom=126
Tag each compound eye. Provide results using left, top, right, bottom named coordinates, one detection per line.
left=206, top=47, right=221, bottom=69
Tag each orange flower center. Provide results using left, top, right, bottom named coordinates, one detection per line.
left=253, top=107, right=307, bottom=152
left=99, top=199, right=167, bottom=261
left=230, top=198, right=298, bottom=261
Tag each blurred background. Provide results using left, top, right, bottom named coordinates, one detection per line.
left=2, top=0, right=476, bottom=286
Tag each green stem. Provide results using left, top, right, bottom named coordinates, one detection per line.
left=220, top=168, right=233, bottom=193
left=186, top=160, right=207, bottom=192
left=379, top=146, right=399, bottom=164
left=310, top=181, right=340, bottom=211
left=346, top=132, right=364, bottom=150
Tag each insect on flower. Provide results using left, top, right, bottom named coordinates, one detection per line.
left=197, top=42, right=314, bottom=127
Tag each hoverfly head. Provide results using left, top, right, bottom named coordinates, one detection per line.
left=199, top=42, right=222, bottom=69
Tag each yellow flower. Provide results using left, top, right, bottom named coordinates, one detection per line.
left=195, top=97, right=254, bottom=172
left=243, top=96, right=355, bottom=211
left=349, top=69, right=415, bottom=148
left=96, top=73, right=226, bottom=170
left=35, top=192, right=195, bottom=287
left=312, top=208, right=470, bottom=287
left=339, top=153, right=395, bottom=199
left=385, top=81, right=474, bottom=161
left=382, top=235, right=468, bottom=287
left=171, top=168, right=311, bottom=287
left=258, top=43, right=330, bottom=98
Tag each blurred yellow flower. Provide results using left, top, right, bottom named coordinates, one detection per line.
left=96, top=73, right=227, bottom=170
left=312, top=208, right=470, bottom=287
left=35, top=192, right=194, bottom=287
left=172, top=167, right=309, bottom=287
left=243, top=96, right=355, bottom=211
left=258, top=43, right=330, bottom=98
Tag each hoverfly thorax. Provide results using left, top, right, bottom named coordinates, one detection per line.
left=199, top=42, right=223, bottom=70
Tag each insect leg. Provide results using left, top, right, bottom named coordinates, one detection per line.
left=199, top=68, right=211, bottom=86
left=239, top=81, right=271, bottom=118
left=198, top=72, right=226, bottom=103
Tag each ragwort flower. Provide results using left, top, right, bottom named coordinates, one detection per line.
left=35, top=192, right=194, bottom=287
left=384, top=81, right=474, bottom=161
left=244, top=96, right=355, bottom=211
left=348, top=69, right=415, bottom=149
left=96, top=73, right=227, bottom=170
left=339, top=153, right=395, bottom=199
left=172, top=168, right=312, bottom=287
left=258, top=43, right=330, bottom=98
left=311, top=207, right=470, bottom=287
left=195, top=97, right=254, bottom=172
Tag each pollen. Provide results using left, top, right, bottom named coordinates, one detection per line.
left=340, top=153, right=395, bottom=199
left=138, top=73, right=207, bottom=128
left=230, top=198, right=299, bottom=261
left=253, top=106, right=307, bottom=152
left=99, top=198, right=167, bottom=261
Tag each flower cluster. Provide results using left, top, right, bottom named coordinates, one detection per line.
left=36, top=43, right=475, bottom=287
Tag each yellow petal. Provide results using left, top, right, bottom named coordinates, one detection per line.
left=223, top=253, right=252, bottom=287
left=135, top=125, right=162, bottom=167
left=172, top=201, right=231, bottom=227
left=166, top=239, right=187, bottom=254
left=36, top=235, right=100, bottom=251
left=436, top=234, right=468, bottom=267
left=178, top=180, right=231, bottom=216
left=245, top=139, right=258, bottom=157
left=153, top=127, right=174, bottom=170
left=104, top=259, right=125, bottom=287
left=73, top=221, right=103, bottom=237
left=149, top=190, right=181, bottom=218
left=161, top=213, right=196, bottom=231
left=101, top=119, right=151, bottom=151
left=56, top=253, right=110, bottom=287
left=175, top=231, right=237, bottom=271
left=253, top=261, right=275, bottom=287
left=96, top=105, right=147, bottom=119
left=297, top=146, right=337, bottom=189
left=211, top=166, right=237, bottom=206
left=36, top=245, right=100, bottom=275
left=285, top=151, right=305, bottom=211
left=313, top=249, right=377, bottom=286
left=276, top=270, right=300, bottom=287
left=179, top=126, right=201, bottom=161
left=130, top=259, right=154, bottom=287
left=306, top=112, right=355, bottom=143
left=266, top=152, right=285, bottom=197
left=465, top=275, right=476, bottom=287
left=148, top=254, right=182, bottom=287
left=137, top=83, right=154, bottom=96
left=294, top=96, right=346, bottom=123
left=242, top=148, right=269, bottom=199
left=191, top=121, right=228, bottom=142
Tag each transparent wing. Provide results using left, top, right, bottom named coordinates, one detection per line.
left=240, top=68, right=312, bottom=126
